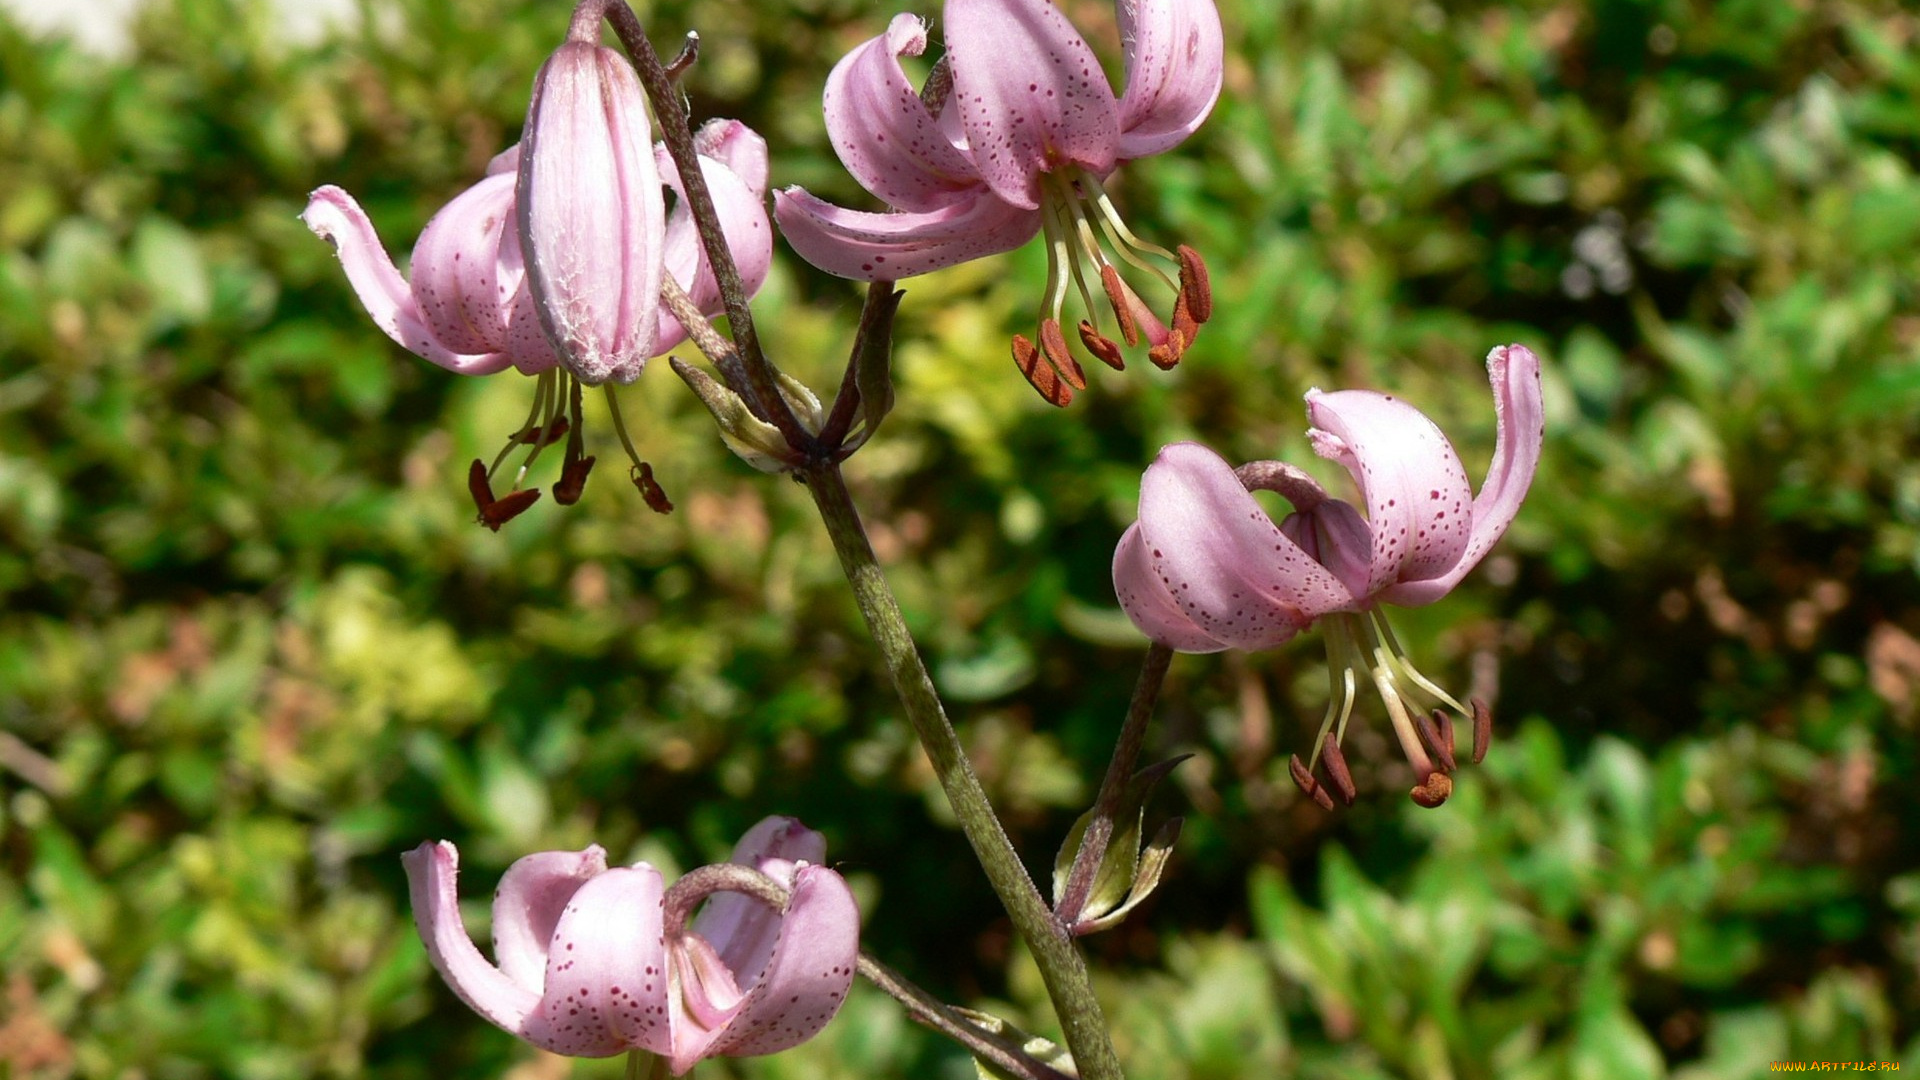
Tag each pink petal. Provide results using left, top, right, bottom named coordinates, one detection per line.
left=700, top=865, right=859, bottom=1066
left=1306, top=388, right=1474, bottom=599
left=496, top=210, right=562, bottom=375
left=301, top=186, right=515, bottom=375
left=485, top=144, right=522, bottom=176
left=1136, top=442, right=1352, bottom=650
left=401, top=841, right=540, bottom=1039
left=1115, top=0, right=1225, bottom=160
left=1379, top=344, right=1544, bottom=606
left=774, top=186, right=1040, bottom=279
left=1277, top=497, right=1375, bottom=602
left=1112, top=523, right=1230, bottom=653
left=693, top=118, right=769, bottom=199
left=655, top=140, right=773, bottom=353
left=822, top=14, right=983, bottom=212
left=670, top=932, right=748, bottom=1035
left=524, top=864, right=673, bottom=1057
left=944, top=0, right=1120, bottom=210
left=518, top=42, right=667, bottom=386
left=490, top=845, right=608, bottom=993
left=692, top=818, right=826, bottom=988
left=407, top=170, right=519, bottom=355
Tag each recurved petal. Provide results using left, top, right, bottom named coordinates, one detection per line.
left=1115, top=0, right=1225, bottom=159
left=301, top=186, right=515, bottom=375
left=408, top=171, right=519, bottom=355
left=1112, top=523, right=1229, bottom=653
left=518, top=42, right=667, bottom=386
left=491, top=845, right=609, bottom=993
left=1136, top=442, right=1352, bottom=650
left=822, top=14, right=982, bottom=212
left=693, top=119, right=768, bottom=196
left=692, top=818, right=827, bottom=988
left=774, top=186, right=1040, bottom=280
left=1379, top=344, right=1544, bottom=607
left=523, top=865, right=673, bottom=1057
left=402, top=842, right=541, bottom=1040
left=698, top=865, right=859, bottom=1067
left=655, top=144, right=773, bottom=353
left=1306, top=388, right=1473, bottom=599
left=944, top=0, right=1120, bottom=210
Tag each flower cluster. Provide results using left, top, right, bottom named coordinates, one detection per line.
left=303, top=11, right=770, bottom=526
left=1113, top=346, right=1544, bottom=807
left=405, top=817, right=858, bottom=1073
left=775, top=0, right=1224, bottom=405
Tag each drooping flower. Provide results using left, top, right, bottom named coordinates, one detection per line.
left=1112, top=345, right=1544, bottom=807
left=403, top=816, right=858, bottom=1072
left=303, top=12, right=772, bottom=526
left=774, top=0, right=1224, bottom=406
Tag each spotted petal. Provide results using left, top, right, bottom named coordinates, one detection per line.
left=407, top=170, right=521, bottom=356
left=1112, top=523, right=1230, bottom=653
left=1380, top=344, right=1545, bottom=606
left=774, top=186, right=1040, bottom=279
left=690, top=865, right=859, bottom=1070
left=524, top=865, right=673, bottom=1057
left=1115, top=0, right=1225, bottom=159
left=692, top=817, right=826, bottom=989
left=402, top=842, right=540, bottom=1040
left=1134, top=442, right=1353, bottom=650
left=490, top=845, right=608, bottom=993
left=301, top=187, right=516, bottom=375
left=1306, top=387, right=1474, bottom=599
left=944, top=0, right=1120, bottom=210
left=822, top=14, right=982, bottom=212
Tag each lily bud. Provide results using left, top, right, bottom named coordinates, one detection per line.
left=518, top=35, right=667, bottom=386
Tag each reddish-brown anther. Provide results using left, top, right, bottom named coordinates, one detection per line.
left=479, top=488, right=541, bottom=531
left=1410, top=771, right=1453, bottom=809
left=1414, top=710, right=1458, bottom=774
left=553, top=455, right=595, bottom=506
left=1288, top=754, right=1335, bottom=811
left=1013, top=334, right=1074, bottom=407
left=1146, top=328, right=1186, bottom=371
left=1176, top=244, right=1212, bottom=324
left=1040, top=319, right=1087, bottom=390
left=467, top=459, right=496, bottom=517
left=1100, top=265, right=1143, bottom=348
left=1319, top=737, right=1357, bottom=806
left=1078, top=321, right=1126, bottom=370
left=634, top=462, right=675, bottom=515
left=1471, top=699, right=1492, bottom=764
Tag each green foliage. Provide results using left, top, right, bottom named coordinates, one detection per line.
left=1, top=0, right=1917, bottom=1076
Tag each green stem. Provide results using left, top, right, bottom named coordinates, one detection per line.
left=1057, top=643, right=1172, bottom=923
left=802, top=463, right=1123, bottom=1080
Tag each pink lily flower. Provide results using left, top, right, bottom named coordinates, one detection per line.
left=1112, top=345, right=1545, bottom=807
left=403, top=816, right=858, bottom=1072
left=773, top=0, right=1224, bottom=406
left=303, top=19, right=771, bottom=525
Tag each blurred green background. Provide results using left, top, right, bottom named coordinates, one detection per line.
left=2, top=0, right=1918, bottom=1075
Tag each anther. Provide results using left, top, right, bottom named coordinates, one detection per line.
left=1039, top=319, right=1087, bottom=391
left=479, top=488, right=541, bottom=531
left=468, top=459, right=496, bottom=517
left=633, top=462, right=674, bottom=515
left=1410, top=771, right=1453, bottom=809
left=1147, top=329, right=1186, bottom=371
left=1099, top=265, right=1142, bottom=347
left=1414, top=710, right=1458, bottom=774
left=1470, top=698, right=1492, bottom=764
left=1289, top=754, right=1334, bottom=811
left=1175, top=245, right=1213, bottom=325
left=1012, top=334, right=1073, bottom=407
left=1435, top=712, right=1456, bottom=759
left=553, top=455, right=596, bottom=506
left=1320, top=736, right=1357, bottom=806
left=1078, top=321, right=1125, bottom=370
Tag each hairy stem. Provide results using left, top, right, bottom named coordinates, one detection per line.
left=802, top=463, right=1123, bottom=1080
